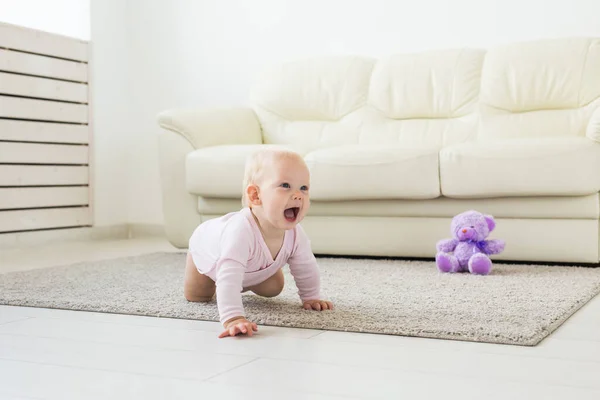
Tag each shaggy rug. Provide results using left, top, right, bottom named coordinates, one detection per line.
left=1, top=252, right=599, bottom=346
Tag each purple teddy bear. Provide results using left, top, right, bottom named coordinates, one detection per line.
left=435, top=210, right=505, bottom=275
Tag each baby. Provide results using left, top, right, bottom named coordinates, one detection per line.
left=184, top=148, right=333, bottom=338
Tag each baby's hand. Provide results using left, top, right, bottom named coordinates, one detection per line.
left=218, top=317, right=258, bottom=338
left=303, top=300, right=334, bottom=311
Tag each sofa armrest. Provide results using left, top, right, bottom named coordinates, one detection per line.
left=157, top=107, right=263, bottom=149
left=155, top=107, right=262, bottom=248
left=586, top=106, right=600, bottom=143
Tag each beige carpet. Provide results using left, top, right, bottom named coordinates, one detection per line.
left=1, top=252, right=599, bottom=346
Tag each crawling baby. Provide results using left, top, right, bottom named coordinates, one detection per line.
left=184, top=148, right=333, bottom=338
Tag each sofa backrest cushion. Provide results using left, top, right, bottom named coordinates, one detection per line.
left=368, top=49, right=484, bottom=119
left=251, top=56, right=375, bottom=122
left=479, top=38, right=600, bottom=139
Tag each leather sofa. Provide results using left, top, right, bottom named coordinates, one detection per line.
left=156, top=37, right=600, bottom=264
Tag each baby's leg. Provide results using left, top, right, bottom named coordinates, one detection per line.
left=184, top=252, right=216, bottom=302
left=246, top=269, right=284, bottom=298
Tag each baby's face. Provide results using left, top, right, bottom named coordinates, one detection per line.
left=258, top=156, right=311, bottom=230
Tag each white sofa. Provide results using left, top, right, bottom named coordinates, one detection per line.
left=156, top=37, right=600, bottom=264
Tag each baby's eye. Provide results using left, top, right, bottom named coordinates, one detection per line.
left=281, top=183, right=290, bottom=189
left=301, top=185, right=309, bottom=191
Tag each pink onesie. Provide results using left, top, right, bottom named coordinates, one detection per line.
left=188, top=207, right=322, bottom=324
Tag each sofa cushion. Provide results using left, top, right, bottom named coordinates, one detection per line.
left=251, top=56, right=375, bottom=121
left=481, top=38, right=600, bottom=113
left=478, top=38, right=600, bottom=140
left=186, top=144, right=289, bottom=197
left=440, top=137, right=600, bottom=198
left=369, top=49, right=484, bottom=119
left=304, top=145, right=440, bottom=201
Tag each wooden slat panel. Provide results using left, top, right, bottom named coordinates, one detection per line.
left=0, top=22, right=88, bottom=62
left=0, top=120, right=89, bottom=143
left=0, top=187, right=88, bottom=209
left=0, top=142, right=88, bottom=164
left=0, top=72, right=87, bottom=102
left=0, top=165, right=89, bottom=186
left=0, top=96, right=88, bottom=123
left=0, top=49, right=88, bottom=82
left=0, top=207, right=91, bottom=232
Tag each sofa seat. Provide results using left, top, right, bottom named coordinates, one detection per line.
left=440, top=137, right=600, bottom=198
left=305, top=144, right=440, bottom=201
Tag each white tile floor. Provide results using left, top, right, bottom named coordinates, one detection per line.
left=0, top=237, right=599, bottom=399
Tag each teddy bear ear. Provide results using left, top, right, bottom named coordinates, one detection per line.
left=484, top=214, right=496, bottom=231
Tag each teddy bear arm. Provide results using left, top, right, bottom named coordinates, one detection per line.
left=436, top=238, right=459, bottom=252
left=482, top=239, right=505, bottom=255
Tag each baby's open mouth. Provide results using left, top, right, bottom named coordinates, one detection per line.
left=284, top=207, right=299, bottom=222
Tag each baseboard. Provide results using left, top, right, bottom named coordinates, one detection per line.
left=0, top=224, right=165, bottom=250
left=127, top=223, right=166, bottom=239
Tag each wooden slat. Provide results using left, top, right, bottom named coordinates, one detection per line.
left=0, top=187, right=88, bottom=209
left=0, top=49, right=88, bottom=82
left=0, top=207, right=91, bottom=232
left=0, top=22, right=88, bottom=62
left=0, top=120, right=89, bottom=143
left=0, top=142, right=88, bottom=164
left=0, top=96, right=88, bottom=123
left=0, top=165, right=89, bottom=186
left=0, top=72, right=87, bottom=102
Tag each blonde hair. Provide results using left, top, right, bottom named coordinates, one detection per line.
left=242, top=147, right=306, bottom=207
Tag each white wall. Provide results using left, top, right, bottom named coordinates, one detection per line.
left=0, top=0, right=90, bottom=39
left=124, top=2, right=182, bottom=226
left=89, top=0, right=129, bottom=226
left=94, top=0, right=600, bottom=227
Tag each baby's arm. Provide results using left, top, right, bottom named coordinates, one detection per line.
left=436, top=238, right=459, bottom=253
left=287, top=225, right=333, bottom=311
left=214, top=223, right=257, bottom=337
left=215, top=258, right=245, bottom=324
left=481, top=239, right=505, bottom=255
